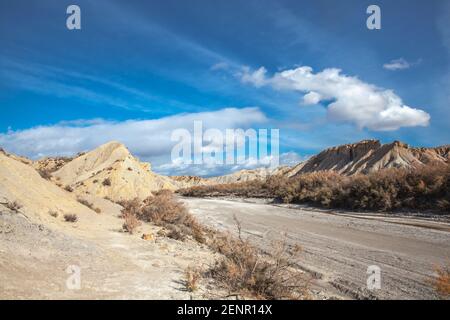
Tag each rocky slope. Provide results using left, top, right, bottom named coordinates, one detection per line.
left=287, top=140, right=449, bottom=177
left=52, top=141, right=177, bottom=201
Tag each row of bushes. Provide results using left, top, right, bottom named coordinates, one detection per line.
left=179, top=165, right=450, bottom=213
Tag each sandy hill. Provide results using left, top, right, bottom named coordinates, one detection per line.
left=53, top=141, right=177, bottom=201
left=208, top=166, right=291, bottom=185
left=288, top=140, right=449, bottom=177
left=0, top=152, right=95, bottom=221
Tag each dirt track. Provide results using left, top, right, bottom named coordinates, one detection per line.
left=182, top=197, right=450, bottom=300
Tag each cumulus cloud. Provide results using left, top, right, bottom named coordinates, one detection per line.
left=0, top=107, right=268, bottom=164
left=240, top=66, right=430, bottom=131
left=302, top=91, right=322, bottom=105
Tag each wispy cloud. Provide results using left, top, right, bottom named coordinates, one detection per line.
left=383, top=58, right=421, bottom=71
left=0, top=58, right=198, bottom=112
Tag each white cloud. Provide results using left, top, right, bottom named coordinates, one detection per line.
left=240, top=65, right=430, bottom=131
left=210, top=62, right=229, bottom=71
left=383, top=58, right=411, bottom=70
left=0, top=107, right=268, bottom=166
left=240, top=66, right=268, bottom=87
left=302, top=91, right=322, bottom=105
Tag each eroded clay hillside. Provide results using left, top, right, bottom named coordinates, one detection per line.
left=52, top=141, right=177, bottom=201
left=287, top=140, right=449, bottom=177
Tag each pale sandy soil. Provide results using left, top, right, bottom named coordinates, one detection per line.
left=0, top=197, right=219, bottom=300
left=182, top=197, right=450, bottom=300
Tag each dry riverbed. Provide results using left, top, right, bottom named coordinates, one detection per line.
left=181, top=197, right=450, bottom=300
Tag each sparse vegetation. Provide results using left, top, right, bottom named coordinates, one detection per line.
left=119, top=190, right=205, bottom=242
left=431, top=265, right=450, bottom=299
left=77, top=198, right=102, bottom=213
left=37, top=169, right=52, bottom=180
left=64, top=213, right=78, bottom=222
left=1, top=200, right=23, bottom=212
left=102, top=178, right=111, bottom=186
left=48, top=210, right=59, bottom=218
left=184, top=267, right=200, bottom=292
left=118, top=190, right=310, bottom=298
left=122, top=211, right=140, bottom=234
left=205, top=223, right=309, bottom=299
left=64, top=185, right=74, bottom=192
left=180, top=165, right=450, bottom=213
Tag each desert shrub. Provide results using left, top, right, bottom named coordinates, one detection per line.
left=64, top=185, right=74, bottom=192
left=178, top=180, right=268, bottom=198
left=181, top=165, right=450, bottom=213
left=102, top=178, right=111, bottom=186
left=77, top=198, right=101, bottom=213
left=184, top=267, right=200, bottom=292
left=77, top=198, right=94, bottom=209
left=1, top=200, right=23, bottom=212
left=118, top=191, right=205, bottom=243
left=64, top=214, right=78, bottom=222
left=37, top=169, right=52, bottom=180
left=122, top=211, right=140, bottom=234
left=207, top=228, right=308, bottom=299
left=48, top=210, right=59, bottom=218
left=431, top=265, right=450, bottom=299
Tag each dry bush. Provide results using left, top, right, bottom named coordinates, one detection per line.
left=37, top=169, right=52, bottom=180
left=64, top=185, right=74, bottom=192
left=122, top=211, right=140, bottom=234
left=140, top=190, right=205, bottom=243
left=77, top=198, right=101, bottom=213
left=431, top=266, right=450, bottom=299
left=102, top=178, right=111, bottom=186
left=182, top=165, right=450, bottom=213
left=206, top=221, right=308, bottom=299
left=184, top=267, right=200, bottom=292
left=1, top=200, right=23, bottom=212
left=118, top=191, right=204, bottom=242
left=77, top=198, right=94, bottom=209
left=64, top=213, right=78, bottom=222
left=48, top=210, right=59, bottom=218
left=178, top=180, right=268, bottom=198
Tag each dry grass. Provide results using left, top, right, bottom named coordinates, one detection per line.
left=64, top=213, right=78, bottom=222
left=37, top=169, right=52, bottom=180
left=122, top=211, right=140, bottom=234
left=1, top=200, right=23, bottom=212
left=77, top=198, right=101, bottom=213
left=431, top=265, right=450, bottom=299
left=48, top=210, right=59, bottom=218
left=119, top=190, right=205, bottom=243
left=184, top=267, right=200, bottom=292
left=205, top=219, right=309, bottom=300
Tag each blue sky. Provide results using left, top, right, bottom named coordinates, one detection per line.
left=0, top=0, right=449, bottom=176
